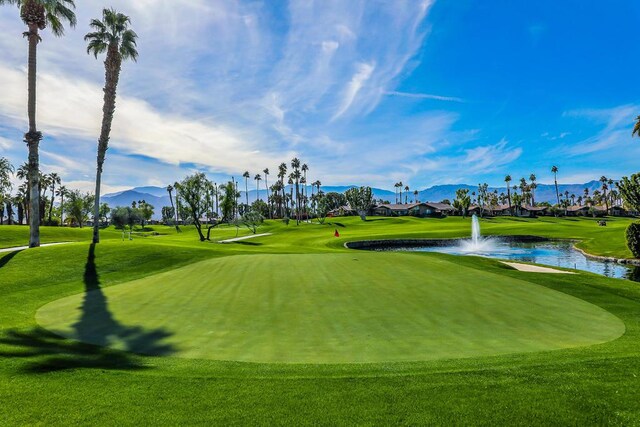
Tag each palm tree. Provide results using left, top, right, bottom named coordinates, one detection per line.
left=398, top=181, right=403, bottom=205
left=55, top=185, right=67, bottom=225
left=633, top=116, right=640, bottom=138
left=600, top=176, right=609, bottom=213
left=404, top=185, right=409, bottom=204
left=47, top=172, right=60, bottom=223
left=290, top=158, right=301, bottom=224
left=1, top=0, right=76, bottom=246
left=301, top=164, right=308, bottom=215
left=173, top=181, right=181, bottom=225
left=551, top=166, right=560, bottom=206
left=166, top=184, right=180, bottom=231
left=529, top=173, right=537, bottom=206
left=278, top=162, right=287, bottom=217
left=413, top=189, right=419, bottom=203
left=85, top=8, right=137, bottom=244
left=394, top=182, right=399, bottom=203
left=504, top=175, right=512, bottom=215
left=254, top=174, right=262, bottom=202
left=242, top=171, right=250, bottom=207
left=263, top=168, right=270, bottom=218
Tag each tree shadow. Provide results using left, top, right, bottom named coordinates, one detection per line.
left=232, top=241, right=263, bottom=246
left=0, top=249, right=22, bottom=269
left=0, top=244, right=176, bottom=373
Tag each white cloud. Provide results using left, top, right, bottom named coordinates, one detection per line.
left=564, top=104, right=638, bottom=155
left=0, top=65, right=291, bottom=173
left=332, top=62, right=375, bottom=120
left=384, top=91, right=464, bottom=103
left=0, top=0, right=439, bottom=190
left=0, top=136, right=12, bottom=150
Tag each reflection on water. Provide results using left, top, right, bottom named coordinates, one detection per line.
left=384, top=240, right=640, bottom=282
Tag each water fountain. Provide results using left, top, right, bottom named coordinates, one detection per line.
left=460, top=214, right=496, bottom=253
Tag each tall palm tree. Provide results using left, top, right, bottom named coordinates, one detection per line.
left=404, top=185, right=409, bottom=204
left=290, top=158, right=301, bottom=224
left=263, top=168, right=270, bottom=218
left=173, top=181, right=181, bottom=226
left=504, top=175, right=512, bottom=215
left=600, top=176, right=609, bottom=213
left=394, top=182, right=399, bottom=203
left=413, top=189, right=419, bottom=203
left=254, top=174, right=262, bottom=202
left=398, top=181, right=403, bottom=205
left=301, top=164, right=308, bottom=215
left=1, top=0, right=76, bottom=246
left=166, top=184, right=180, bottom=231
left=529, top=173, right=537, bottom=206
left=242, top=171, right=250, bottom=206
left=551, top=166, right=560, bottom=206
left=55, top=185, right=67, bottom=225
left=85, top=8, right=138, bottom=244
left=278, top=162, right=287, bottom=218
left=47, top=172, right=60, bottom=223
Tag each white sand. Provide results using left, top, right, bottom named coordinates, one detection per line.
left=502, top=261, right=575, bottom=274
left=218, top=233, right=272, bottom=243
left=0, top=242, right=72, bottom=254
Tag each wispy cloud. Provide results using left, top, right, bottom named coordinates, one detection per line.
left=0, top=0, right=439, bottom=192
left=332, top=62, right=375, bottom=120
left=384, top=91, right=464, bottom=103
left=563, top=104, right=638, bottom=155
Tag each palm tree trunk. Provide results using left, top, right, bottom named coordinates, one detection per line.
left=93, top=45, right=122, bottom=244
left=26, top=24, right=42, bottom=247
left=554, top=175, right=560, bottom=206
left=295, top=180, right=300, bottom=225
left=60, top=194, right=65, bottom=225
left=245, top=179, right=249, bottom=207
left=48, top=184, right=54, bottom=223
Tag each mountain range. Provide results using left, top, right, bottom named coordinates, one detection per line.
left=102, top=181, right=606, bottom=220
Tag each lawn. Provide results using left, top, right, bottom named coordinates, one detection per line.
left=1, top=216, right=640, bottom=424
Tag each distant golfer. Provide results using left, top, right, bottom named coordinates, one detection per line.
left=334, top=229, right=340, bottom=237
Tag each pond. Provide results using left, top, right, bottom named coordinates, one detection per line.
left=378, top=240, right=640, bottom=282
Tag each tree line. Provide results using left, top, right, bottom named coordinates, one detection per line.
left=0, top=0, right=137, bottom=247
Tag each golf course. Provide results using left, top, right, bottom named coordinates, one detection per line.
left=2, top=215, right=640, bottom=424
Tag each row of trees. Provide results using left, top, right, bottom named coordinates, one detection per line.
left=0, top=0, right=137, bottom=247
left=0, top=156, right=102, bottom=226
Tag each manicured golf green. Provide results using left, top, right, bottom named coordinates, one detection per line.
left=37, top=252, right=624, bottom=363
left=3, top=217, right=640, bottom=424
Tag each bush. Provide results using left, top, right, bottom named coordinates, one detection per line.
left=626, top=222, right=640, bottom=258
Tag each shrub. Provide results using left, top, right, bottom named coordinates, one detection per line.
left=626, top=222, right=640, bottom=258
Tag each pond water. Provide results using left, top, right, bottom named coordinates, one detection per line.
left=380, top=240, right=640, bottom=282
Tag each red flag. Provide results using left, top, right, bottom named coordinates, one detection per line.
left=334, top=229, right=340, bottom=237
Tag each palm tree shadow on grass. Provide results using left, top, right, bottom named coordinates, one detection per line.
left=0, top=250, right=22, bottom=269
left=0, top=244, right=176, bottom=373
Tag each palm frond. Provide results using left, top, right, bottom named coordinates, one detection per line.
left=86, top=8, right=138, bottom=62
left=633, top=116, right=640, bottom=138
left=86, top=39, right=107, bottom=58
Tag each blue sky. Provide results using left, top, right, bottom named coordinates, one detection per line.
left=0, top=0, right=639, bottom=194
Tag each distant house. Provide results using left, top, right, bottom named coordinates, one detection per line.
left=467, top=205, right=481, bottom=216
left=489, top=204, right=512, bottom=216
left=609, top=206, right=629, bottom=217
left=374, top=202, right=455, bottom=218
left=327, top=206, right=356, bottom=217
left=566, top=205, right=590, bottom=216
left=567, top=205, right=608, bottom=217
left=519, top=205, right=548, bottom=217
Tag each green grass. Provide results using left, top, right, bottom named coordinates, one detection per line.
left=1, top=216, right=640, bottom=424
left=38, top=252, right=623, bottom=363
